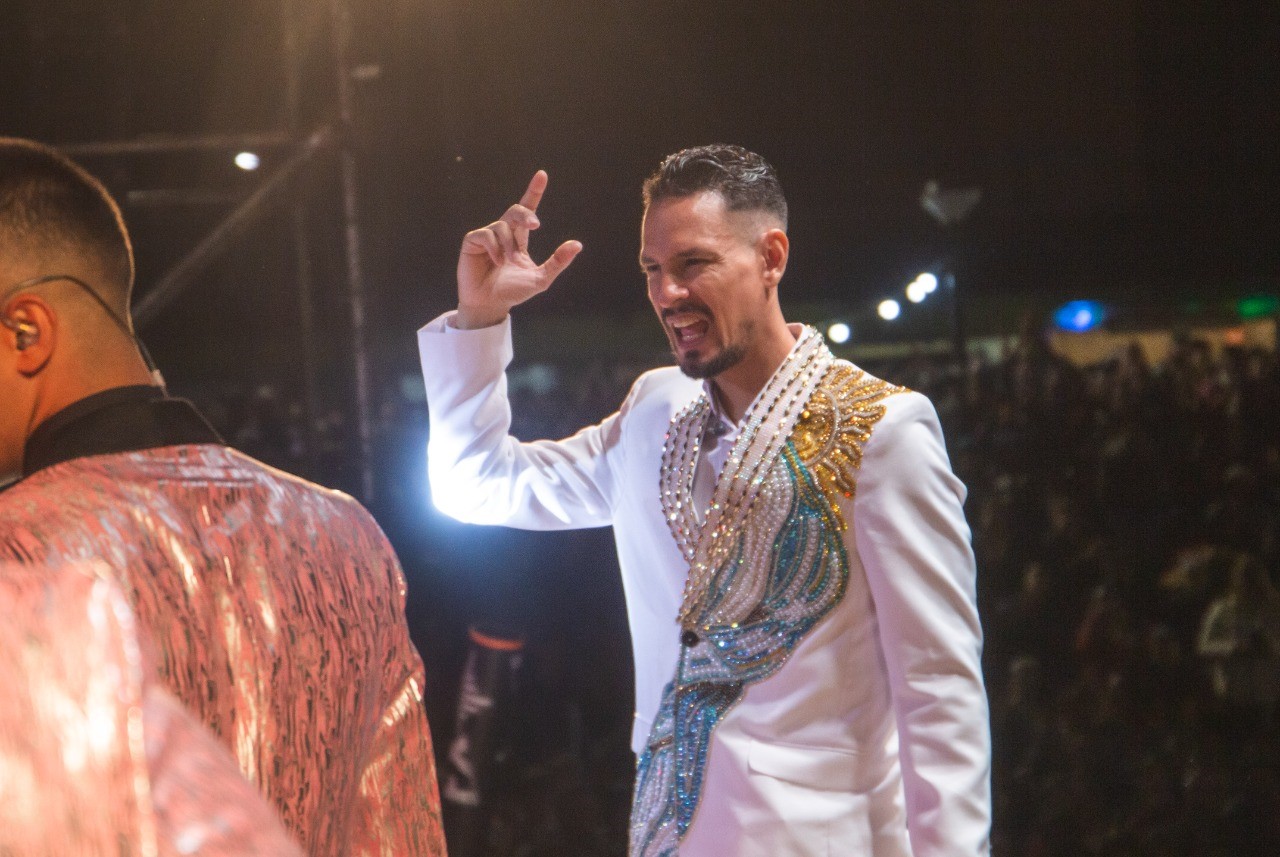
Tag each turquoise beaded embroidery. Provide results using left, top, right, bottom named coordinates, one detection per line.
left=630, top=445, right=848, bottom=854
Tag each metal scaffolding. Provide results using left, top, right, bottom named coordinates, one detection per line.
left=44, top=0, right=379, bottom=501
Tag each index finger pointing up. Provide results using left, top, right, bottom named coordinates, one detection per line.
left=519, top=170, right=549, bottom=212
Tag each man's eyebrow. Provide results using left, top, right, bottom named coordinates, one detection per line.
left=639, top=248, right=712, bottom=266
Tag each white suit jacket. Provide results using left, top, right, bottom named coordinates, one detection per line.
left=419, top=315, right=991, bottom=856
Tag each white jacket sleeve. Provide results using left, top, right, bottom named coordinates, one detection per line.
left=418, top=312, right=628, bottom=530
left=851, top=392, right=991, bottom=857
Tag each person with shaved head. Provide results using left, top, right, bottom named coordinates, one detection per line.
left=0, top=137, right=445, bottom=856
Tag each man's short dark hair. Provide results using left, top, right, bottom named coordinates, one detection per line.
left=642, top=144, right=788, bottom=229
left=0, top=138, right=135, bottom=311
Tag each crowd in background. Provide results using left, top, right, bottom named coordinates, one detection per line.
left=937, top=333, right=1280, bottom=856
left=188, top=325, right=1280, bottom=856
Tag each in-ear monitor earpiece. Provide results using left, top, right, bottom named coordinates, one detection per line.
left=2, top=317, right=38, bottom=350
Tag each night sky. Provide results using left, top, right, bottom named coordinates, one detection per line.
left=2, top=0, right=1277, bottom=377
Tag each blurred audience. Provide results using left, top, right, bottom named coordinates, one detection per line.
left=189, top=331, right=1280, bottom=856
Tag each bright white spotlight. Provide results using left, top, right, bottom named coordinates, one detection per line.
left=906, top=280, right=928, bottom=303
left=917, top=272, right=939, bottom=294
left=877, top=299, right=901, bottom=321
left=827, top=322, right=852, bottom=344
left=235, top=151, right=261, bottom=171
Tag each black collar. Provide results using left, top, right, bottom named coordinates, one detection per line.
left=21, top=385, right=224, bottom=479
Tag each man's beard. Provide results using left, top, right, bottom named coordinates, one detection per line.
left=677, top=341, right=747, bottom=379
left=674, top=318, right=753, bottom=379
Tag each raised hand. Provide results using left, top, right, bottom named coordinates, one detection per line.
left=454, top=170, right=583, bottom=329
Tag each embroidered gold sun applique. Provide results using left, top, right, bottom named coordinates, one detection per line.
left=792, top=363, right=905, bottom=526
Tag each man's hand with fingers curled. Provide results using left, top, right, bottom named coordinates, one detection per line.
left=454, top=170, right=583, bottom=330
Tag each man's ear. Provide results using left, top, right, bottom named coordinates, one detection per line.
left=760, top=227, right=789, bottom=289
left=3, top=295, right=57, bottom=376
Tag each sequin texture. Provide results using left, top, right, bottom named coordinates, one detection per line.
left=0, top=559, right=304, bottom=856
left=633, top=338, right=902, bottom=853
left=0, top=445, right=445, bottom=856
left=792, top=362, right=904, bottom=525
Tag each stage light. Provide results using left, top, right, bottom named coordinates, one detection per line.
left=827, top=322, right=852, bottom=344
left=1053, top=300, right=1107, bottom=332
left=917, top=273, right=938, bottom=294
left=1237, top=294, right=1279, bottom=319
left=235, top=151, right=261, bottom=171
left=906, top=280, right=928, bottom=303
left=877, top=299, right=901, bottom=321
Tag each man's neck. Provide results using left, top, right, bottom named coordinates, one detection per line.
left=710, top=323, right=802, bottom=423
left=21, top=384, right=220, bottom=480
left=31, top=363, right=157, bottom=440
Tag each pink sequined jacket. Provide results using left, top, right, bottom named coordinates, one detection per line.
left=0, top=559, right=304, bottom=856
left=0, top=439, right=445, bottom=856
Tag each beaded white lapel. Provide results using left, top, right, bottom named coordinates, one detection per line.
left=660, top=327, right=834, bottom=630
left=638, top=333, right=906, bottom=853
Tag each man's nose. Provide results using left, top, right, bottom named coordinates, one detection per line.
left=651, top=272, right=687, bottom=306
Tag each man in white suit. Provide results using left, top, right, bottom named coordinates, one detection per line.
left=419, top=145, right=990, bottom=856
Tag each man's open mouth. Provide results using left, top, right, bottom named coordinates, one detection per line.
left=669, top=315, right=710, bottom=346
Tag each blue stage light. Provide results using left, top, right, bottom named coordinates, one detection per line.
left=1053, top=300, right=1106, bottom=332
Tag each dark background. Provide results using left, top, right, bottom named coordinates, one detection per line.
left=4, top=2, right=1279, bottom=854
left=4, top=0, right=1277, bottom=368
